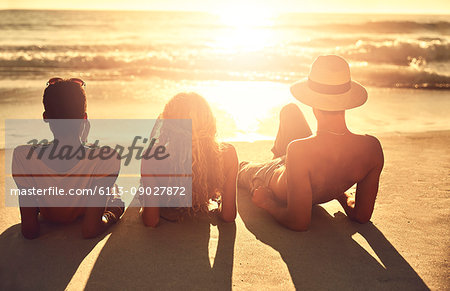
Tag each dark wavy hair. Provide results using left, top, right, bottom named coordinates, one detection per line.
left=43, top=79, right=86, bottom=119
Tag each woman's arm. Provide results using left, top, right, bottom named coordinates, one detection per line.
left=219, top=144, right=238, bottom=222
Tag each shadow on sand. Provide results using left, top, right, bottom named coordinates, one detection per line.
left=83, top=204, right=236, bottom=290
left=0, top=219, right=110, bottom=290
left=237, top=188, right=428, bottom=290
left=0, top=191, right=427, bottom=290
left=0, top=205, right=236, bottom=290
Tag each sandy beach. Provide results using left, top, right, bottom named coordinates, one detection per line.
left=0, top=130, right=448, bottom=290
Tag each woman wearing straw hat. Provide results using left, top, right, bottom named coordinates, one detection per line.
left=238, top=55, right=384, bottom=231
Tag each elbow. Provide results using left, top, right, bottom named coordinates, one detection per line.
left=21, top=224, right=40, bottom=240
left=220, top=206, right=237, bottom=223
left=354, top=216, right=371, bottom=224
left=288, top=224, right=310, bottom=232
left=220, top=212, right=236, bottom=223
left=141, top=207, right=160, bottom=227
left=142, top=215, right=159, bottom=228
left=82, top=228, right=99, bottom=239
left=353, top=212, right=371, bottom=224
left=22, top=229, right=40, bottom=240
left=286, top=219, right=310, bottom=232
left=82, top=223, right=103, bottom=239
left=221, top=217, right=236, bottom=223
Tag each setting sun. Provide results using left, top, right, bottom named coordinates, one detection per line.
left=218, top=6, right=274, bottom=28
left=212, top=7, right=276, bottom=51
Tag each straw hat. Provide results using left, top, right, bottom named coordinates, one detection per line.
left=290, top=55, right=367, bottom=111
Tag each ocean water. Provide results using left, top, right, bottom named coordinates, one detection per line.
left=1, top=10, right=449, bottom=145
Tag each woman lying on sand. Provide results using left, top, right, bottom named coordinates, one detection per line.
left=140, top=92, right=238, bottom=226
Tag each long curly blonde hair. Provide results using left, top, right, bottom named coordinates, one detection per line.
left=161, top=92, right=225, bottom=216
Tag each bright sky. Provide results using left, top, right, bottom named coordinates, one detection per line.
left=2, top=0, right=449, bottom=14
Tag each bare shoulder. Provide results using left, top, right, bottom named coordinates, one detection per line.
left=220, top=143, right=238, bottom=171
left=13, top=144, right=33, bottom=157
left=285, top=137, right=318, bottom=171
left=286, top=136, right=316, bottom=156
left=12, top=145, right=33, bottom=169
left=363, top=134, right=382, bottom=147
left=220, top=142, right=237, bottom=156
left=362, top=134, right=384, bottom=165
left=13, top=143, right=48, bottom=162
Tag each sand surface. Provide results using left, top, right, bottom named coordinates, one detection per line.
left=0, top=131, right=449, bottom=290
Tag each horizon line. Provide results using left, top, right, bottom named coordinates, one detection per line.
left=1, top=8, right=449, bottom=16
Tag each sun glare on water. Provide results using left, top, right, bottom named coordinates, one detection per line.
left=190, top=81, right=316, bottom=142
left=199, top=7, right=288, bottom=140
left=214, top=7, right=276, bottom=51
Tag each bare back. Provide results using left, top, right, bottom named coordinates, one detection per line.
left=270, top=133, right=384, bottom=205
